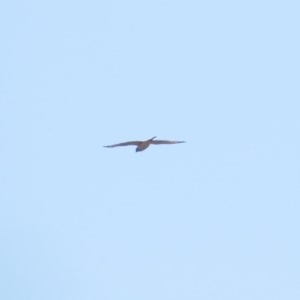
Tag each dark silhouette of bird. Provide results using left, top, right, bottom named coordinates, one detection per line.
left=104, top=136, right=185, bottom=152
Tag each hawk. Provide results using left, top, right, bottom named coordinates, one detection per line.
left=104, top=136, right=185, bottom=152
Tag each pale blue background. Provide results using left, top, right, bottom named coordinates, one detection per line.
left=1, top=1, right=299, bottom=299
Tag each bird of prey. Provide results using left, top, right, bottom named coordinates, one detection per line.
left=104, top=136, right=185, bottom=152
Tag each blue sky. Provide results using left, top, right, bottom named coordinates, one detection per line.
left=1, top=0, right=299, bottom=299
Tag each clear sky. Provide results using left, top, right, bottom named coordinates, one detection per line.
left=1, top=0, right=299, bottom=299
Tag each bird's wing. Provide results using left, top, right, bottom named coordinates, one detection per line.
left=103, top=141, right=141, bottom=148
left=150, top=140, right=185, bottom=145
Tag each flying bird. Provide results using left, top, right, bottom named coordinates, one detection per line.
left=104, top=136, right=185, bottom=152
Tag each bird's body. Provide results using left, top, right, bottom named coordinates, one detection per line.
left=104, top=136, right=185, bottom=152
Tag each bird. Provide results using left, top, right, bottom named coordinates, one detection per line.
left=103, top=136, right=185, bottom=152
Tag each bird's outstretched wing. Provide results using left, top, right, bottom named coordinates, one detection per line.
left=151, top=140, right=185, bottom=145
left=103, top=141, right=141, bottom=148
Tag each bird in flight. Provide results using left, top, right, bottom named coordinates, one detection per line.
left=104, top=136, right=185, bottom=152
